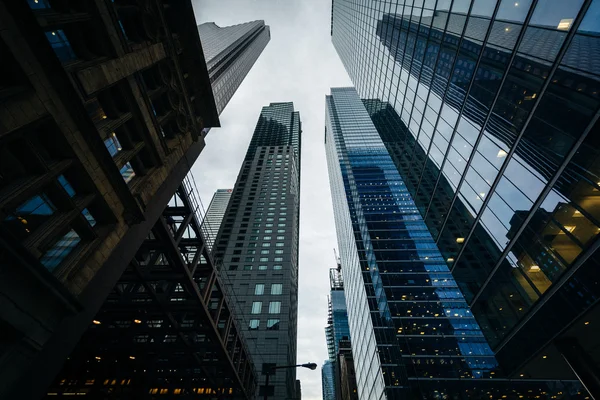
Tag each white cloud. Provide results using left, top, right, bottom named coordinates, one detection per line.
left=191, top=1, right=352, bottom=399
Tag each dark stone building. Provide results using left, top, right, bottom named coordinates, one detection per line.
left=213, top=103, right=301, bottom=399
left=0, top=0, right=257, bottom=397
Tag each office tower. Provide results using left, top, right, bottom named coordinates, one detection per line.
left=322, top=360, right=336, bottom=400
left=47, top=177, right=257, bottom=398
left=203, top=188, right=233, bottom=251
left=331, top=0, right=600, bottom=393
left=199, top=21, right=270, bottom=114
left=0, top=1, right=220, bottom=398
left=325, top=87, right=584, bottom=399
left=213, top=103, right=302, bottom=399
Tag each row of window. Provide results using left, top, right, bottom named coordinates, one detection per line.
left=249, top=318, right=280, bottom=330
left=254, top=283, right=283, bottom=295
left=250, top=301, right=282, bottom=314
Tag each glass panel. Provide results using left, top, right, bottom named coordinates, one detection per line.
left=271, top=284, right=283, bottom=295
left=251, top=302, right=262, bottom=314
left=40, top=229, right=81, bottom=270
left=58, top=175, right=76, bottom=197
left=268, top=301, right=281, bottom=314
left=120, top=162, right=135, bottom=183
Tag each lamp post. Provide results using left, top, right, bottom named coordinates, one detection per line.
left=263, top=362, right=317, bottom=400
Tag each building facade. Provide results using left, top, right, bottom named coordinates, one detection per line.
left=213, top=103, right=301, bottom=399
left=332, top=0, right=600, bottom=394
left=0, top=0, right=220, bottom=398
left=325, top=87, right=585, bottom=399
left=198, top=20, right=270, bottom=114
left=203, top=188, right=233, bottom=252
left=322, top=360, right=336, bottom=400
left=46, top=178, right=257, bottom=398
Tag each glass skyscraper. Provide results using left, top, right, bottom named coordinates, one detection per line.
left=325, top=87, right=585, bottom=399
left=213, top=103, right=301, bottom=399
left=331, top=0, right=600, bottom=394
left=198, top=20, right=270, bottom=114
left=322, top=360, right=336, bottom=400
left=203, top=188, right=233, bottom=252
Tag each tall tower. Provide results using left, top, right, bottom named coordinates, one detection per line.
left=198, top=21, right=270, bottom=114
left=331, top=0, right=600, bottom=392
left=203, top=188, right=233, bottom=251
left=214, top=103, right=301, bottom=399
left=322, top=360, right=336, bottom=400
left=325, top=87, right=584, bottom=399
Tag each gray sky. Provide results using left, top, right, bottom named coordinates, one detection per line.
left=190, top=1, right=352, bottom=398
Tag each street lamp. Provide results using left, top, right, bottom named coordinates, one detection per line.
left=263, top=363, right=317, bottom=400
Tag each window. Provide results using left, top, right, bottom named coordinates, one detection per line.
left=277, top=229, right=285, bottom=233
left=273, top=265, right=283, bottom=270
left=243, top=265, right=252, bottom=271
left=249, top=242, right=257, bottom=247
left=276, top=242, right=284, bottom=247
left=245, top=257, right=254, bottom=262
left=260, top=257, right=269, bottom=262
left=271, top=284, right=283, bottom=295
left=267, top=319, right=280, bottom=330
left=277, top=236, right=285, bottom=240
left=266, top=223, right=273, bottom=227
left=229, top=265, right=238, bottom=271
left=268, top=302, right=281, bottom=314
left=279, top=217, right=287, bottom=221
left=261, top=250, right=270, bottom=254
left=249, top=319, right=260, bottom=330
left=265, top=229, right=273, bottom=233
left=40, top=229, right=81, bottom=270
left=275, top=250, right=284, bottom=254
left=255, top=284, right=265, bottom=295
left=250, top=236, right=258, bottom=240
left=120, top=162, right=135, bottom=183
left=247, top=250, right=256, bottom=255
left=58, top=175, right=76, bottom=197
left=278, top=223, right=286, bottom=227
left=264, top=236, right=272, bottom=240
left=251, top=302, right=262, bottom=314
left=274, top=257, right=283, bottom=262
left=258, top=265, right=268, bottom=270
left=262, top=242, right=271, bottom=247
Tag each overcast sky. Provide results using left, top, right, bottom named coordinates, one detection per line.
left=190, top=1, right=352, bottom=398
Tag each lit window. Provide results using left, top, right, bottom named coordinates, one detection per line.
left=276, top=242, right=284, bottom=247
left=249, top=319, right=260, bottom=330
left=251, top=302, right=262, bottom=314
left=273, top=265, right=283, bottom=270
left=268, top=302, right=281, bottom=314
left=271, top=284, right=283, bottom=295
left=258, top=265, right=268, bottom=270
left=456, top=237, right=465, bottom=243
left=103, top=134, right=122, bottom=157
left=255, top=284, right=265, bottom=295
left=81, top=208, right=97, bottom=227
left=274, top=257, right=283, bottom=262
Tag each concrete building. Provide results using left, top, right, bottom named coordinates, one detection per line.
left=213, top=102, right=302, bottom=399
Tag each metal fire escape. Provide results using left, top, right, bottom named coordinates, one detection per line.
left=47, top=177, right=256, bottom=398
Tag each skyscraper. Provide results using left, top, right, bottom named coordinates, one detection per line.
left=331, top=0, right=600, bottom=393
left=203, top=188, right=233, bottom=251
left=324, top=267, right=352, bottom=400
left=198, top=20, right=270, bottom=114
left=325, top=87, right=584, bottom=399
left=0, top=1, right=220, bottom=398
left=322, top=360, right=336, bottom=400
left=213, top=103, right=302, bottom=399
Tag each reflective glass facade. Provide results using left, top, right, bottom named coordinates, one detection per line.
left=198, top=21, right=270, bottom=114
left=325, top=87, right=585, bottom=399
left=214, top=103, right=301, bottom=399
left=322, top=360, right=336, bottom=400
left=332, top=0, right=600, bottom=384
left=202, top=188, right=233, bottom=252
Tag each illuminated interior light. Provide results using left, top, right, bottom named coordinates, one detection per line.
left=505, top=27, right=510, bottom=32
left=456, top=237, right=465, bottom=243
left=95, top=356, right=101, bottom=360
left=497, top=150, right=508, bottom=158
left=129, top=356, right=136, bottom=360
left=542, top=355, right=547, bottom=359
left=563, top=225, right=576, bottom=233
left=585, top=321, right=590, bottom=325
left=514, top=2, right=519, bottom=5
left=134, top=319, right=142, bottom=324
left=557, top=19, right=573, bottom=31
left=529, top=265, right=541, bottom=272
left=92, top=320, right=101, bottom=325
left=447, top=258, right=454, bottom=262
